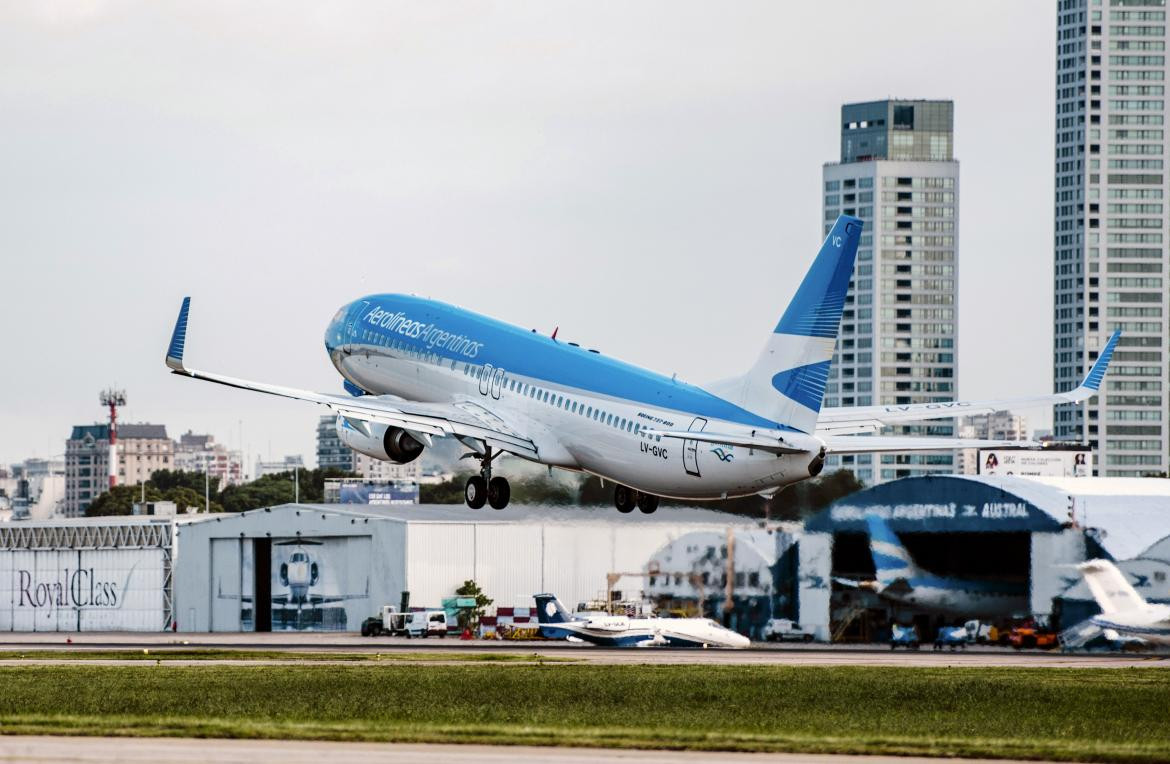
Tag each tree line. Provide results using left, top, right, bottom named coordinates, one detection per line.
left=85, top=468, right=358, bottom=516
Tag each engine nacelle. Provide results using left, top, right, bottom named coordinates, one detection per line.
left=335, top=416, right=424, bottom=464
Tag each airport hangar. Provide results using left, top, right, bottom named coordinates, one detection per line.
left=171, top=504, right=786, bottom=633
left=0, top=502, right=793, bottom=634
left=798, top=474, right=1170, bottom=641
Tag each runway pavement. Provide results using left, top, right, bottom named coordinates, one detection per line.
left=0, top=737, right=1076, bottom=764
left=0, top=631, right=1163, bottom=667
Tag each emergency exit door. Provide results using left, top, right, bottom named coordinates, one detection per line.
left=683, top=417, right=707, bottom=477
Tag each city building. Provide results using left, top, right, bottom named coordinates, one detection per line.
left=173, top=431, right=245, bottom=487
left=314, top=414, right=422, bottom=481
left=958, top=410, right=1029, bottom=474
left=316, top=415, right=354, bottom=471
left=822, top=99, right=960, bottom=484
left=64, top=424, right=173, bottom=517
left=1054, top=3, right=1169, bottom=476
left=254, top=455, right=305, bottom=478
left=2, top=458, right=66, bottom=520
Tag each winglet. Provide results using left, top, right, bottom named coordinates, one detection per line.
left=1079, top=330, right=1121, bottom=392
left=166, top=297, right=191, bottom=371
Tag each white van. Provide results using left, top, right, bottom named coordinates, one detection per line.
left=406, top=610, right=449, bottom=638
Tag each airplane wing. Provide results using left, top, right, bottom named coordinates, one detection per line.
left=815, top=330, right=1120, bottom=435
left=164, top=298, right=538, bottom=459
left=822, top=435, right=1036, bottom=454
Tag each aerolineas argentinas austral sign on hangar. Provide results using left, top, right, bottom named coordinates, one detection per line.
left=0, top=549, right=167, bottom=631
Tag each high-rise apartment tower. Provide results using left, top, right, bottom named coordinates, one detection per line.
left=1054, top=0, right=1169, bottom=476
left=822, top=99, right=960, bottom=485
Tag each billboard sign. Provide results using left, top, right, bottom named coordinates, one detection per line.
left=231, top=536, right=371, bottom=632
left=979, top=449, right=1091, bottom=478
left=0, top=548, right=167, bottom=631
left=338, top=481, right=418, bottom=505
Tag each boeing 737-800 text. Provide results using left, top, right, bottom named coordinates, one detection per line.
left=165, top=215, right=1118, bottom=512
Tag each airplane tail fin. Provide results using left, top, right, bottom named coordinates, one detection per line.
left=865, top=514, right=922, bottom=590
left=709, top=215, right=862, bottom=433
left=534, top=593, right=574, bottom=624
left=1078, top=559, right=1146, bottom=614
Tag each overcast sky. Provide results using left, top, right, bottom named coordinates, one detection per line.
left=0, top=1, right=1056, bottom=468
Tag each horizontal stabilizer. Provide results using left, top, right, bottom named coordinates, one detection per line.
left=824, top=436, right=1037, bottom=454
left=816, top=330, right=1121, bottom=435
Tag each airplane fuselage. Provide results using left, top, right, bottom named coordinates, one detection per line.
left=1091, top=606, right=1170, bottom=646
left=325, top=294, right=823, bottom=499
left=878, top=578, right=1029, bottom=619
left=542, top=614, right=750, bottom=648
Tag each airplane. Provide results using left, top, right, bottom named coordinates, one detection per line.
left=218, top=540, right=369, bottom=618
left=534, top=593, right=750, bottom=648
left=163, top=214, right=1120, bottom=512
left=1076, top=559, right=1170, bottom=645
left=835, top=513, right=1029, bottom=618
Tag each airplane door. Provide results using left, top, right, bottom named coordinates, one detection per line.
left=491, top=367, right=505, bottom=400
left=479, top=364, right=493, bottom=396
left=682, top=417, right=707, bottom=477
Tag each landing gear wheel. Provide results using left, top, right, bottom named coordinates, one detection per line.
left=488, top=476, right=511, bottom=510
left=614, top=485, right=636, bottom=513
left=637, top=493, right=659, bottom=514
left=465, top=476, right=487, bottom=509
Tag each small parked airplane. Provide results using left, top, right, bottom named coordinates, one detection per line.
left=835, top=514, right=1029, bottom=618
left=165, top=214, right=1119, bottom=512
left=1077, top=558, right=1170, bottom=645
left=534, top=593, right=750, bottom=648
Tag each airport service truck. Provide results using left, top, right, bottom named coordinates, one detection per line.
left=361, top=606, right=449, bottom=638
left=762, top=618, right=816, bottom=642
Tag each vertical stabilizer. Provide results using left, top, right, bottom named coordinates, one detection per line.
left=717, top=215, right=862, bottom=433
left=1078, top=559, right=1146, bottom=614
left=534, top=593, right=575, bottom=624
left=865, top=514, right=923, bottom=590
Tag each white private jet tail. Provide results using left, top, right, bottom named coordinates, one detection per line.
left=1078, top=559, right=1147, bottom=614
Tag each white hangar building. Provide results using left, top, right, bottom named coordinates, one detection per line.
left=173, top=503, right=761, bottom=632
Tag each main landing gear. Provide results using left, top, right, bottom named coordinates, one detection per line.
left=614, top=485, right=659, bottom=515
left=464, top=446, right=510, bottom=510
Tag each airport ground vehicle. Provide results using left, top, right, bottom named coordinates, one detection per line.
left=407, top=610, right=449, bottom=637
left=934, top=626, right=969, bottom=650
left=962, top=619, right=994, bottom=644
left=890, top=624, right=920, bottom=650
left=361, top=606, right=448, bottom=637
left=763, top=618, right=816, bottom=642
left=1009, top=624, right=1058, bottom=650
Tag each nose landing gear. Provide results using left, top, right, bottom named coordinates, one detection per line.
left=613, top=485, right=659, bottom=514
left=464, top=446, right=510, bottom=510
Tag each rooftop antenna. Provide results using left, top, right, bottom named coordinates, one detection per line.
left=99, top=388, right=127, bottom=489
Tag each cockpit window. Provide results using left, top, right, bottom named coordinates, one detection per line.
left=290, top=552, right=308, bottom=562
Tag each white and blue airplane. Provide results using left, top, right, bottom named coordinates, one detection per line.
left=164, top=214, right=1119, bottom=512
left=534, top=593, right=750, bottom=648
left=1076, top=559, right=1170, bottom=646
left=837, top=514, right=1029, bottom=618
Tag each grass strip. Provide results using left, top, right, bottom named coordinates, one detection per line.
left=0, top=649, right=570, bottom=663
left=0, top=664, right=1166, bottom=762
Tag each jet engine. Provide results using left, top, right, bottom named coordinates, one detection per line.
left=807, top=446, right=827, bottom=477
left=335, top=415, right=424, bottom=464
